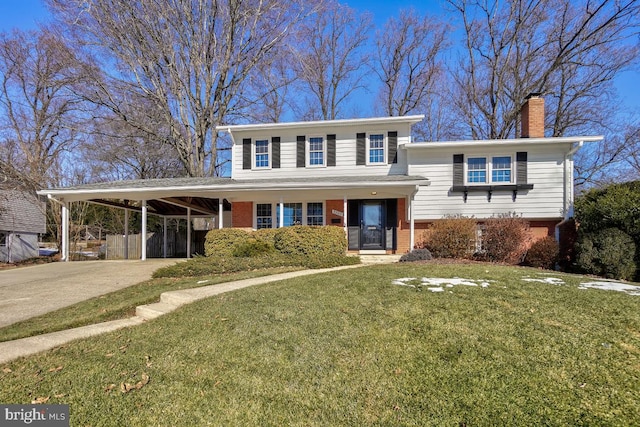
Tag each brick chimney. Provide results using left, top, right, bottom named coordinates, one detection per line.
left=521, top=93, right=545, bottom=138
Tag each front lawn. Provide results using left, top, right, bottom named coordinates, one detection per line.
left=1, top=263, right=639, bottom=425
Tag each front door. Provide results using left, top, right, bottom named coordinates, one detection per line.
left=361, top=201, right=385, bottom=250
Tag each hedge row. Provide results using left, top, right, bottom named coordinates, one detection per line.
left=203, top=226, right=358, bottom=269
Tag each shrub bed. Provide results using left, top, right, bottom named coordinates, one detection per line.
left=524, top=236, right=559, bottom=269
left=204, top=228, right=252, bottom=257
left=480, top=213, right=530, bottom=264
left=422, top=215, right=477, bottom=259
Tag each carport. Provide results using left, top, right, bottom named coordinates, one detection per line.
left=38, top=175, right=428, bottom=261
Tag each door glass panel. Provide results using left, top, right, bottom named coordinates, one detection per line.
left=362, top=201, right=383, bottom=249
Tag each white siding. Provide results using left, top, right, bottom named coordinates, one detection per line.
left=408, top=144, right=571, bottom=220
left=231, top=123, right=411, bottom=179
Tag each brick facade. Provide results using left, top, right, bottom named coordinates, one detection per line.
left=231, top=201, right=253, bottom=229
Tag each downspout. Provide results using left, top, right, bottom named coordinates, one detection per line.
left=556, top=140, right=584, bottom=242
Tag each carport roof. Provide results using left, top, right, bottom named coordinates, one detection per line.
left=38, top=175, right=430, bottom=216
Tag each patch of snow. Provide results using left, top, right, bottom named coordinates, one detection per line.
left=197, top=279, right=210, bottom=284
left=393, top=277, right=492, bottom=293
left=579, top=281, right=640, bottom=296
left=522, top=277, right=565, bottom=285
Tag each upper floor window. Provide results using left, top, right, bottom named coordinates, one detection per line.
left=255, top=139, right=270, bottom=168
left=308, top=137, right=325, bottom=166
left=467, top=156, right=513, bottom=184
left=368, top=133, right=385, bottom=164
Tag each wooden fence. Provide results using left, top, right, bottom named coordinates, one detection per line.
left=105, top=230, right=206, bottom=259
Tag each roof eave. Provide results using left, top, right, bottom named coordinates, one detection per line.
left=216, top=115, right=425, bottom=133
left=404, top=135, right=604, bottom=149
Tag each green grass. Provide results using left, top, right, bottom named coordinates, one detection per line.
left=0, top=266, right=302, bottom=343
left=1, top=263, right=639, bottom=426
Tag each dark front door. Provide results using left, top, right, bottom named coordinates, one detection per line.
left=361, top=201, right=385, bottom=250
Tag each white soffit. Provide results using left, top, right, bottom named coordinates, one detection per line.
left=404, top=135, right=604, bottom=150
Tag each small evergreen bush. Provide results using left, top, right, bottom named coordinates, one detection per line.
left=423, top=215, right=477, bottom=259
left=232, top=238, right=275, bottom=257
left=400, top=248, right=433, bottom=262
left=524, top=236, right=559, bottom=269
left=575, top=228, right=637, bottom=280
left=480, top=213, right=530, bottom=264
left=253, top=228, right=279, bottom=246
left=204, top=228, right=252, bottom=257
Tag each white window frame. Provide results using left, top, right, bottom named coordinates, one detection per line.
left=367, top=132, right=386, bottom=165
left=465, top=154, right=514, bottom=185
left=253, top=138, right=271, bottom=169
left=253, top=202, right=325, bottom=229
left=307, top=136, right=326, bottom=167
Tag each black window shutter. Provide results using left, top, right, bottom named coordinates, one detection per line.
left=356, top=133, right=366, bottom=165
left=516, top=152, right=528, bottom=184
left=242, top=138, right=251, bottom=170
left=272, top=136, right=281, bottom=168
left=453, top=154, right=464, bottom=186
left=327, top=134, right=336, bottom=167
left=388, top=131, right=398, bottom=164
left=297, top=135, right=306, bottom=168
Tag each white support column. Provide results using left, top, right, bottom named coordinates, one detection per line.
left=218, top=199, right=224, bottom=229
left=343, top=197, right=348, bottom=230
left=409, top=195, right=416, bottom=251
left=187, top=208, right=192, bottom=258
left=124, top=209, right=129, bottom=260
left=163, top=217, right=168, bottom=259
left=141, top=200, right=147, bottom=260
left=279, top=198, right=284, bottom=228
left=61, top=203, right=69, bottom=262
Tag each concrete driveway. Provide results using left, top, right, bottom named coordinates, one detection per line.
left=0, top=259, right=178, bottom=328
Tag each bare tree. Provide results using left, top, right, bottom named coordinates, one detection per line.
left=448, top=0, right=640, bottom=140
left=0, top=29, right=85, bottom=191
left=292, top=1, right=371, bottom=120
left=47, top=0, right=321, bottom=177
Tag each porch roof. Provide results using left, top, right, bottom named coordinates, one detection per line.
left=38, top=175, right=429, bottom=217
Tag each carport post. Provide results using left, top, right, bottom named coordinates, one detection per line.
left=218, top=199, right=223, bottom=229
left=61, top=202, right=69, bottom=262
left=279, top=198, right=284, bottom=228
left=124, top=209, right=129, bottom=260
left=141, top=200, right=147, bottom=260
left=187, top=207, right=192, bottom=258
left=163, top=217, right=167, bottom=258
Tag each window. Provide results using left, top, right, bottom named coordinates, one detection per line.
left=467, top=156, right=513, bottom=184
left=256, top=202, right=323, bottom=228
left=307, top=202, right=324, bottom=226
left=256, top=204, right=272, bottom=229
left=492, top=156, right=512, bottom=182
left=0, top=232, right=6, bottom=246
left=255, top=139, right=270, bottom=168
left=368, top=134, right=385, bottom=164
left=467, top=157, right=487, bottom=183
left=279, top=203, right=303, bottom=226
left=308, top=137, right=325, bottom=166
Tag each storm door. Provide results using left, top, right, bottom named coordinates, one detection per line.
left=361, top=201, right=385, bottom=250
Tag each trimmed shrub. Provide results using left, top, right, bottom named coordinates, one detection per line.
left=232, top=238, right=275, bottom=257
left=253, top=228, right=279, bottom=246
left=524, top=236, right=559, bottom=269
left=274, top=226, right=347, bottom=258
left=204, top=228, right=252, bottom=257
left=575, top=228, right=636, bottom=280
left=400, top=248, right=433, bottom=262
left=480, top=213, right=530, bottom=264
left=423, top=215, right=477, bottom=259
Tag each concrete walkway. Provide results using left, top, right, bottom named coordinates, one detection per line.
left=0, top=264, right=365, bottom=364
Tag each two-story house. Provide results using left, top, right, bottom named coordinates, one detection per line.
left=38, top=95, right=602, bottom=260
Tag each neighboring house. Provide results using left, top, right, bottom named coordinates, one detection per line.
left=0, top=190, right=46, bottom=263
left=38, top=95, right=602, bottom=260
